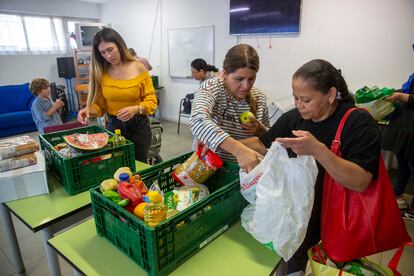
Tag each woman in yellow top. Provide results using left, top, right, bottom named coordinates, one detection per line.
left=77, top=28, right=157, bottom=163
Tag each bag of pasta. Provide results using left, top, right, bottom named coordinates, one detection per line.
left=172, top=146, right=223, bottom=186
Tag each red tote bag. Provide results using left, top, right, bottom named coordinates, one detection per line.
left=388, top=242, right=414, bottom=276
left=321, top=108, right=411, bottom=262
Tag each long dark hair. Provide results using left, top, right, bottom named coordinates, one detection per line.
left=191, top=58, right=218, bottom=72
left=223, top=44, right=260, bottom=114
left=293, top=59, right=354, bottom=104
left=88, top=28, right=135, bottom=105
left=91, top=27, right=134, bottom=68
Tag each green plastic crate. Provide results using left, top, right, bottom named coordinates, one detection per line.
left=90, top=152, right=246, bottom=276
left=40, top=125, right=135, bottom=195
left=151, top=75, right=159, bottom=89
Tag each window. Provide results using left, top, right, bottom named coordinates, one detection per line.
left=0, top=12, right=96, bottom=55
left=0, top=14, right=26, bottom=52
left=68, top=20, right=79, bottom=50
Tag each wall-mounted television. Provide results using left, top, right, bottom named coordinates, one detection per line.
left=75, top=22, right=111, bottom=49
left=230, top=0, right=301, bottom=35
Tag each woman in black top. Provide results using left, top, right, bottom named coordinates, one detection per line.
left=240, top=59, right=381, bottom=274
left=382, top=85, right=414, bottom=217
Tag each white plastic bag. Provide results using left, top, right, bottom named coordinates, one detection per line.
left=240, top=161, right=265, bottom=205
left=240, top=142, right=318, bottom=261
left=240, top=140, right=283, bottom=204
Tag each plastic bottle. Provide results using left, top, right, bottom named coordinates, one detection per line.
left=118, top=173, right=130, bottom=182
left=113, top=129, right=126, bottom=146
left=144, top=191, right=166, bottom=227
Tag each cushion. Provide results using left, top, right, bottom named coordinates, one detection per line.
left=0, top=110, right=35, bottom=128
left=0, top=123, right=37, bottom=138
left=0, top=83, right=34, bottom=114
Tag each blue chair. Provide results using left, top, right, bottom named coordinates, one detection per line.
left=177, top=98, right=191, bottom=134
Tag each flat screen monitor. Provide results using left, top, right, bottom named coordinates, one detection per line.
left=230, top=0, right=301, bottom=35
left=75, top=23, right=110, bottom=49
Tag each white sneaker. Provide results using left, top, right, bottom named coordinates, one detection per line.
left=403, top=209, right=414, bottom=221
left=396, top=195, right=408, bottom=208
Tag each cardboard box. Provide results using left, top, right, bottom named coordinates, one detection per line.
left=0, top=151, right=49, bottom=203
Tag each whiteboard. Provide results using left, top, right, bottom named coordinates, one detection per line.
left=168, top=26, right=215, bottom=78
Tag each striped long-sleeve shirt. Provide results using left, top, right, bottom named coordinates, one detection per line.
left=190, top=77, right=269, bottom=161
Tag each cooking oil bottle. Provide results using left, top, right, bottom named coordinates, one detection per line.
left=144, top=191, right=167, bottom=227
left=113, top=129, right=126, bottom=146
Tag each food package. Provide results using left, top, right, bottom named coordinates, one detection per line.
left=356, top=98, right=396, bottom=121
left=164, top=184, right=209, bottom=211
left=57, top=146, right=81, bottom=159
left=0, top=136, right=39, bottom=160
left=0, top=152, right=37, bottom=172
left=172, top=146, right=223, bottom=186
left=355, top=86, right=395, bottom=104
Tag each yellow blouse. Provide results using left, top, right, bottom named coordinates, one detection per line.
left=91, top=71, right=157, bottom=117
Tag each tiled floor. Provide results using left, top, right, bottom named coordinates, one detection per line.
left=1, top=120, right=414, bottom=276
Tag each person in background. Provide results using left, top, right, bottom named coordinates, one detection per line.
left=190, top=58, right=220, bottom=84
left=240, top=59, right=381, bottom=274
left=30, top=78, right=64, bottom=134
left=128, top=48, right=153, bottom=71
left=190, top=44, right=270, bottom=163
left=183, top=59, right=221, bottom=114
left=382, top=82, right=414, bottom=220
left=77, top=28, right=157, bottom=163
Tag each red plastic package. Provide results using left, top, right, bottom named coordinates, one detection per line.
left=117, top=181, right=143, bottom=208
left=172, top=146, right=223, bottom=186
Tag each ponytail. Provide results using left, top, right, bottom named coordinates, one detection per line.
left=246, top=92, right=258, bottom=115
left=191, top=58, right=218, bottom=73
left=334, top=69, right=354, bottom=104
left=205, top=64, right=219, bottom=72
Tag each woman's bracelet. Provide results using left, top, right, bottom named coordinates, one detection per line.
left=136, top=105, right=145, bottom=115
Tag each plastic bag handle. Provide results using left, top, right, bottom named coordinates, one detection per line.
left=388, top=241, right=414, bottom=276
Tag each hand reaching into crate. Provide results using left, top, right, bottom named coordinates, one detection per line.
left=77, top=105, right=99, bottom=125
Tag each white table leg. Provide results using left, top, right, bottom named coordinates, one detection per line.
left=0, top=203, right=25, bottom=273
left=40, top=226, right=61, bottom=276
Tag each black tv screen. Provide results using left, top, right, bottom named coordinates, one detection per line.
left=230, top=0, right=301, bottom=35
left=80, top=26, right=105, bottom=46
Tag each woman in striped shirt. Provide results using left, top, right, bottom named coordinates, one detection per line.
left=190, top=44, right=269, bottom=167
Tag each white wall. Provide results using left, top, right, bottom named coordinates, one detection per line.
left=0, top=0, right=100, bottom=19
left=102, top=0, right=414, bottom=122
left=101, top=0, right=161, bottom=75
left=0, top=0, right=101, bottom=86
left=0, top=55, right=66, bottom=86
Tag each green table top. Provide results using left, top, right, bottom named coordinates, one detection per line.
left=48, top=219, right=280, bottom=276
left=5, top=161, right=151, bottom=232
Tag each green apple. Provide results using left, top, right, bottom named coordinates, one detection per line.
left=240, top=111, right=255, bottom=124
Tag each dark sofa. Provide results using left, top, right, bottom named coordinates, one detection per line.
left=0, top=83, right=37, bottom=138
